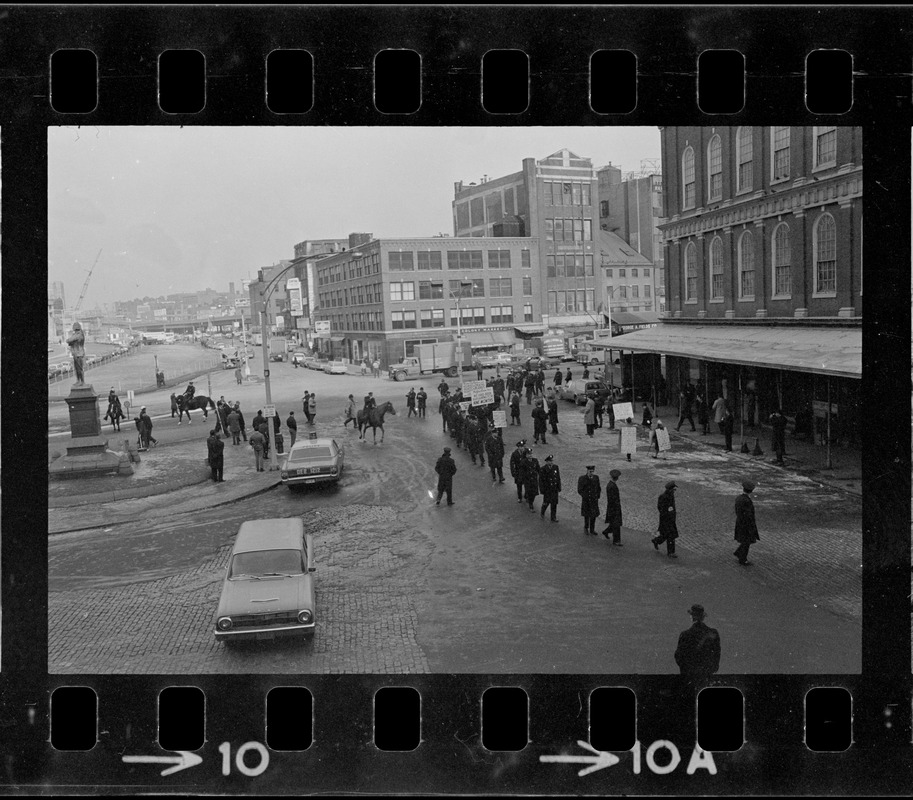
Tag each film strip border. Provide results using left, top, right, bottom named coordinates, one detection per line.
left=5, top=4, right=911, bottom=793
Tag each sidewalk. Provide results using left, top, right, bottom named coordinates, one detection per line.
left=48, top=435, right=283, bottom=534
left=650, top=402, right=861, bottom=497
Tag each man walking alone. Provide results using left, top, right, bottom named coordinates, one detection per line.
left=602, top=469, right=623, bottom=545
left=435, top=446, right=457, bottom=506
left=733, top=479, right=759, bottom=566
left=652, top=480, right=679, bottom=557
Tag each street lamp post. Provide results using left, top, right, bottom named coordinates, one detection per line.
left=450, top=280, right=472, bottom=386
left=256, top=257, right=308, bottom=471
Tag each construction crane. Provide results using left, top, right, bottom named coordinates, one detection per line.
left=72, top=248, right=102, bottom=322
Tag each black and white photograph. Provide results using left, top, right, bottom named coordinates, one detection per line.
left=47, top=125, right=862, bottom=675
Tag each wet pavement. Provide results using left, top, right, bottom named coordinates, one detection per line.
left=48, top=365, right=861, bottom=675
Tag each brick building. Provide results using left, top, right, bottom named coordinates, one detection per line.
left=452, top=149, right=606, bottom=344
left=609, top=126, right=862, bottom=452
left=311, top=236, right=540, bottom=367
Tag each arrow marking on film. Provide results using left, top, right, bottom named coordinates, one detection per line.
left=122, top=751, right=203, bottom=777
left=540, top=740, right=620, bottom=777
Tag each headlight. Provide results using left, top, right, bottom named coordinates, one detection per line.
left=280, top=471, right=288, bottom=479
left=217, top=617, right=233, bottom=631
left=297, top=610, right=313, bottom=624
left=330, top=467, right=338, bottom=475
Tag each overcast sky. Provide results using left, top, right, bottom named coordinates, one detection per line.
left=48, top=126, right=661, bottom=308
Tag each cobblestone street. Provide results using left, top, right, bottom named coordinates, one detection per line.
left=49, top=369, right=861, bottom=675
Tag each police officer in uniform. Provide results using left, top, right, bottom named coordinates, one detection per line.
left=577, top=465, right=601, bottom=535
left=520, top=448, right=541, bottom=512
left=538, top=454, right=562, bottom=522
left=509, top=440, right=528, bottom=502
left=434, top=447, right=457, bottom=506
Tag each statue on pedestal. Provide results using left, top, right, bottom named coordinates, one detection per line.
left=66, top=321, right=86, bottom=385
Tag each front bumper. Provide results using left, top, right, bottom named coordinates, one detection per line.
left=214, top=621, right=315, bottom=640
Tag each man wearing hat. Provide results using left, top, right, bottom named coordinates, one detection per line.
left=139, top=406, right=156, bottom=448
left=484, top=427, right=506, bottom=484
left=510, top=440, right=528, bottom=503
left=520, top=448, right=541, bottom=512
left=734, top=480, right=760, bottom=565
left=538, top=454, right=562, bottom=522
left=531, top=398, right=549, bottom=444
left=652, top=481, right=679, bottom=557
left=674, top=604, right=721, bottom=686
left=602, top=469, right=623, bottom=545
left=577, top=465, right=602, bottom=535
left=206, top=428, right=225, bottom=482
left=434, top=446, right=457, bottom=506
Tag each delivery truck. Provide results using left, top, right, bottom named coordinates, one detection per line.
left=388, top=341, right=474, bottom=381
left=269, top=336, right=289, bottom=362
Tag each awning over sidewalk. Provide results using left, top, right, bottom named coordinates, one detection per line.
left=605, top=311, right=661, bottom=327
left=608, top=323, right=861, bottom=379
left=463, top=330, right=516, bottom=347
left=513, top=324, right=548, bottom=337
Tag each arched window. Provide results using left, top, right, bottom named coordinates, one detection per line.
left=707, top=135, right=722, bottom=202
left=682, top=147, right=695, bottom=209
left=738, top=230, right=755, bottom=298
left=736, top=128, right=753, bottom=192
left=772, top=223, right=791, bottom=297
left=685, top=242, right=697, bottom=301
left=709, top=237, right=724, bottom=299
left=814, top=213, right=837, bottom=294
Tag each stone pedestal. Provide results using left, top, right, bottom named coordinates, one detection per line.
left=49, top=384, right=134, bottom=478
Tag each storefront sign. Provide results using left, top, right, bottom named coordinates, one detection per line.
left=314, top=321, right=331, bottom=336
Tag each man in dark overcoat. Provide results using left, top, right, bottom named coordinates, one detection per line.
left=538, top=454, right=562, bottom=522
left=451, top=408, right=465, bottom=450
left=531, top=399, right=549, bottom=444
left=437, top=378, right=449, bottom=397
left=652, top=480, right=679, bottom=557
left=509, top=440, right=527, bottom=502
left=554, top=368, right=563, bottom=387
left=520, top=448, right=541, bottom=512
left=733, top=480, right=760, bottom=565
left=674, top=604, right=721, bottom=688
left=524, top=371, right=536, bottom=405
left=768, top=409, right=787, bottom=463
left=406, top=388, right=417, bottom=418
left=577, top=465, right=601, bottom=535
left=466, top=415, right=485, bottom=466
left=484, top=428, right=505, bottom=483
left=434, top=446, right=457, bottom=506
left=602, top=468, right=623, bottom=545
left=207, top=428, right=225, bottom=482
left=416, top=388, right=428, bottom=418
left=547, top=396, right=559, bottom=435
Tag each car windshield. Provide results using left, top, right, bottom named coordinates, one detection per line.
left=289, top=446, right=334, bottom=462
left=230, top=549, right=304, bottom=578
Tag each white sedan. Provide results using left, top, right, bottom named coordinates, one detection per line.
left=322, top=360, right=348, bottom=374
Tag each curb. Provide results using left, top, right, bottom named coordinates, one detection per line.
left=48, top=468, right=213, bottom=508
left=48, top=475, right=284, bottom=534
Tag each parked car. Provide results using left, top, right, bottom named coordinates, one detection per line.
left=562, top=379, right=615, bottom=405
left=322, top=360, right=348, bottom=375
left=280, top=434, right=344, bottom=488
left=213, top=518, right=316, bottom=643
left=291, top=352, right=308, bottom=366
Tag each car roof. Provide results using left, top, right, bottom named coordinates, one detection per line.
left=290, top=437, right=338, bottom=450
left=234, top=518, right=305, bottom=554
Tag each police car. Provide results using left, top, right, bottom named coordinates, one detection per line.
left=280, top=432, right=345, bottom=489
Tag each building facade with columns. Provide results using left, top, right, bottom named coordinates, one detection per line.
left=608, top=126, right=862, bottom=451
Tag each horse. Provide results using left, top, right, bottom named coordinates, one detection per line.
left=176, top=393, right=217, bottom=423
left=357, top=401, right=396, bottom=445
